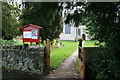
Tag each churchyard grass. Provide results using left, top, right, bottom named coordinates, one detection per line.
left=83, top=40, right=105, bottom=47
left=50, top=40, right=78, bottom=70
left=15, top=40, right=79, bottom=70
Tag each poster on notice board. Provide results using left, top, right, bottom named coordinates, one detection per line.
left=32, top=30, right=38, bottom=39
left=23, top=31, right=32, bottom=38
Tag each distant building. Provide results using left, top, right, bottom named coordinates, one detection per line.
left=60, top=5, right=90, bottom=41
left=60, top=23, right=90, bottom=41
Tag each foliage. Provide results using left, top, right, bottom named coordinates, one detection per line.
left=21, top=2, right=63, bottom=41
left=65, top=2, right=120, bottom=50
left=2, top=2, right=21, bottom=40
left=65, top=2, right=120, bottom=79
left=64, top=2, right=85, bottom=27
left=86, top=49, right=120, bottom=79
left=0, top=38, right=15, bottom=45
left=65, top=9, right=83, bottom=27
left=83, top=40, right=105, bottom=47
left=0, top=1, right=2, bottom=38
left=84, top=2, right=120, bottom=44
left=74, top=58, right=79, bottom=72
left=50, top=40, right=78, bottom=70
left=83, top=2, right=120, bottom=79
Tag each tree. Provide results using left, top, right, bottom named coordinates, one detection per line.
left=2, top=2, right=21, bottom=40
left=21, top=2, right=63, bottom=41
left=65, top=2, right=120, bottom=52
left=65, top=3, right=83, bottom=27
left=84, top=2, right=120, bottom=52
left=64, top=2, right=85, bottom=41
left=64, top=2, right=120, bottom=79
left=82, top=2, right=120, bottom=79
left=0, top=1, right=2, bottom=38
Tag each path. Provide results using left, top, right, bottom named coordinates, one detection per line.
left=45, top=49, right=79, bottom=78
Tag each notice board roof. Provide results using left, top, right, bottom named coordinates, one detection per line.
left=20, top=24, right=42, bottom=29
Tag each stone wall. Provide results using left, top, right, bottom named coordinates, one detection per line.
left=1, top=45, right=45, bottom=75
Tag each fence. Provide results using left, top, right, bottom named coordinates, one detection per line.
left=78, top=42, right=108, bottom=79
left=0, top=39, right=50, bottom=78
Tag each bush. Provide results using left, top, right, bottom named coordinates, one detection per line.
left=0, top=38, right=15, bottom=45
left=86, top=49, right=120, bottom=79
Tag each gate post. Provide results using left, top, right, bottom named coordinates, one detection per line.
left=78, top=38, right=85, bottom=79
left=82, top=48, right=85, bottom=79
left=44, top=39, right=50, bottom=74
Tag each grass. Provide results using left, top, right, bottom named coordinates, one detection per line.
left=16, top=40, right=38, bottom=45
left=15, top=40, right=45, bottom=46
left=74, top=58, right=79, bottom=72
left=83, top=40, right=98, bottom=47
left=15, top=40, right=23, bottom=45
left=16, top=40, right=79, bottom=70
left=50, top=40, right=79, bottom=70
left=15, top=40, right=79, bottom=70
left=83, top=40, right=105, bottom=47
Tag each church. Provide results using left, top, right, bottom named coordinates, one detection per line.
left=60, top=24, right=90, bottom=41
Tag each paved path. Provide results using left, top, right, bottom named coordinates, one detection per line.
left=45, top=49, right=78, bottom=78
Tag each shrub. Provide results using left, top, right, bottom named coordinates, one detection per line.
left=86, top=49, right=120, bottom=79
left=0, top=38, right=15, bottom=45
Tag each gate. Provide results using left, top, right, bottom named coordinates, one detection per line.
left=78, top=47, right=85, bottom=79
left=78, top=41, right=108, bottom=79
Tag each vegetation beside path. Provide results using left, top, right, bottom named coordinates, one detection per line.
left=83, top=40, right=105, bottom=47
left=50, top=40, right=78, bottom=70
left=1, top=39, right=79, bottom=71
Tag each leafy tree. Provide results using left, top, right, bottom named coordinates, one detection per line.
left=84, top=2, right=120, bottom=53
left=2, top=2, right=21, bottom=40
left=65, top=2, right=84, bottom=27
left=0, top=1, right=2, bottom=38
left=83, top=2, right=120, bottom=79
left=21, top=2, right=63, bottom=41
left=65, top=2, right=120, bottom=53
left=64, top=2, right=85, bottom=41
left=65, top=2, right=120, bottom=79
left=84, top=3, right=119, bottom=38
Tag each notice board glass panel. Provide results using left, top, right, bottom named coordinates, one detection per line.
left=23, top=31, right=32, bottom=38
left=32, top=30, right=38, bottom=39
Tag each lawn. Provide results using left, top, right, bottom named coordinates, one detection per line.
left=15, top=40, right=39, bottom=45
left=15, top=40, right=79, bottom=70
left=74, top=57, right=79, bottom=72
left=83, top=40, right=105, bottom=47
left=50, top=40, right=79, bottom=70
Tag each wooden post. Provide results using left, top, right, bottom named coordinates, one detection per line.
left=78, top=47, right=85, bottom=80
left=82, top=48, right=85, bottom=79
left=78, top=38, right=83, bottom=47
left=30, top=42, right=32, bottom=46
left=44, top=39, right=50, bottom=73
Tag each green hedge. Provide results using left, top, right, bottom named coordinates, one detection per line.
left=85, top=48, right=120, bottom=79
left=0, top=38, right=15, bottom=45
